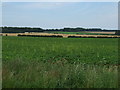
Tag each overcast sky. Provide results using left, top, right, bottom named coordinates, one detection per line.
left=2, top=2, right=118, bottom=30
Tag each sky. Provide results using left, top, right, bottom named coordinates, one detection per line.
left=2, top=2, right=118, bottom=30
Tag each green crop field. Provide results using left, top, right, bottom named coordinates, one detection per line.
left=2, top=36, right=119, bottom=88
left=45, top=31, right=114, bottom=35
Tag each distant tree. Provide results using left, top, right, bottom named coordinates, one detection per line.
left=115, top=30, right=120, bottom=35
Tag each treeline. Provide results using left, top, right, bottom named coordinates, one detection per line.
left=45, top=27, right=109, bottom=32
left=1, top=26, right=117, bottom=33
left=2, top=27, right=44, bottom=33
left=115, top=30, right=120, bottom=35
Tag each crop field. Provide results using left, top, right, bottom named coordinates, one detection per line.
left=45, top=31, right=115, bottom=35
left=2, top=36, right=119, bottom=88
left=1, top=32, right=120, bottom=38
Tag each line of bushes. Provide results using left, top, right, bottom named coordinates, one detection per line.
left=17, top=34, right=63, bottom=38
left=68, top=36, right=120, bottom=38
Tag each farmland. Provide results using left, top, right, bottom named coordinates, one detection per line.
left=45, top=31, right=115, bottom=35
left=1, top=32, right=120, bottom=38
left=2, top=36, right=119, bottom=88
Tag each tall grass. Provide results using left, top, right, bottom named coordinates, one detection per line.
left=3, top=59, right=118, bottom=88
left=0, top=36, right=2, bottom=89
left=2, top=36, right=118, bottom=88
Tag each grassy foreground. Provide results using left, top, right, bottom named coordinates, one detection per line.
left=2, top=36, right=118, bottom=88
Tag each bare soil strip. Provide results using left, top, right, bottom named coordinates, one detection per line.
left=85, top=31, right=115, bottom=34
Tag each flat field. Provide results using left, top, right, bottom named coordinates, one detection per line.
left=2, top=36, right=119, bottom=88
left=45, top=31, right=115, bottom=35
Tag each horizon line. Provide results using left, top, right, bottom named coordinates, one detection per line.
left=1, top=25, right=118, bottom=30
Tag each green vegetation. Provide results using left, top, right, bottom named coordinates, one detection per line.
left=2, top=36, right=118, bottom=88
left=46, top=31, right=114, bottom=35
left=2, top=26, right=116, bottom=33
left=0, top=36, right=2, bottom=89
